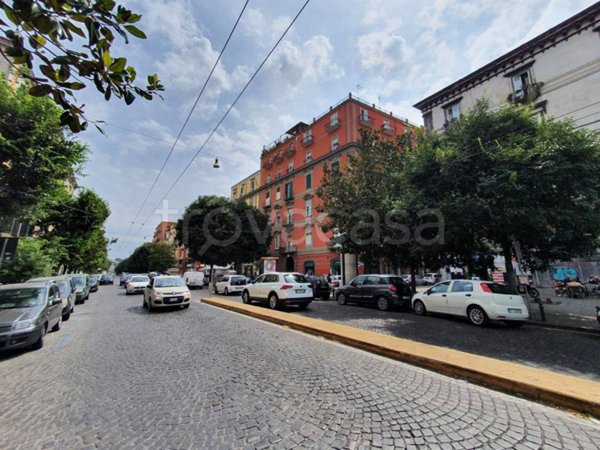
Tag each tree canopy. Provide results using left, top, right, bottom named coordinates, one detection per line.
left=0, top=238, right=52, bottom=283
left=0, top=0, right=163, bottom=132
left=175, top=196, right=271, bottom=271
left=114, top=241, right=176, bottom=274
left=0, top=77, right=87, bottom=216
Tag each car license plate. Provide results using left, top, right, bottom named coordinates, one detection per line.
left=165, top=297, right=179, bottom=304
left=296, top=289, right=305, bottom=294
left=508, top=308, right=522, bottom=313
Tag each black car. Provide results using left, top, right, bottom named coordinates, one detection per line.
left=307, top=275, right=331, bottom=300
left=89, top=276, right=99, bottom=292
left=336, top=274, right=412, bottom=311
left=99, top=274, right=113, bottom=285
left=119, top=273, right=131, bottom=287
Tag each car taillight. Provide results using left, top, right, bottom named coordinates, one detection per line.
left=388, top=285, right=397, bottom=293
left=280, top=284, right=293, bottom=290
left=480, top=283, right=492, bottom=293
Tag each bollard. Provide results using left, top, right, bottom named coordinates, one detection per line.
left=538, top=300, right=547, bottom=322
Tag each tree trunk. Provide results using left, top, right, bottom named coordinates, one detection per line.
left=410, top=265, right=417, bottom=294
left=502, top=242, right=517, bottom=290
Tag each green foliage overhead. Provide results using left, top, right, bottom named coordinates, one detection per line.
left=0, top=238, right=52, bottom=283
left=175, top=196, right=272, bottom=269
left=0, top=0, right=163, bottom=132
left=0, top=77, right=87, bottom=216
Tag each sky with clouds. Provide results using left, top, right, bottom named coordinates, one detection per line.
left=72, top=0, right=596, bottom=259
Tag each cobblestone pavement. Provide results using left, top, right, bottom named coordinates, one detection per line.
left=1, top=285, right=599, bottom=449
left=201, top=291, right=600, bottom=382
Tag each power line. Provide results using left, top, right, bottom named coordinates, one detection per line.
left=118, top=0, right=312, bottom=257
left=119, top=0, right=250, bottom=252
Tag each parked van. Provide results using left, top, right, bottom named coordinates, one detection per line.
left=183, top=271, right=205, bottom=289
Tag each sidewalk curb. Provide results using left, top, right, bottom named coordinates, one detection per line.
left=202, top=297, right=600, bottom=419
left=526, top=320, right=600, bottom=334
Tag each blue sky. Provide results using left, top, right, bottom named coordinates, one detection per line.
left=72, top=0, right=595, bottom=259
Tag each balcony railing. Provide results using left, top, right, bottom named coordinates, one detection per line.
left=301, top=134, right=313, bottom=147
left=507, top=82, right=542, bottom=105
left=382, top=124, right=396, bottom=136
left=325, top=118, right=341, bottom=133
left=263, top=159, right=273, bottom=169
left=285, top=244, right=297, bottom=253
left=359, top=114, right=374, bottom=127
left=284, top=143, right=296, bottom=157
left=274, top=152, right=283, bottom=163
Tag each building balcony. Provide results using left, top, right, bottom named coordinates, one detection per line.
left=274, top=152, right=283, bottom=163
left=285, top=244, right=297, bottom=253
left=359, top=114, right=374, bottom=127
left=325, top=118, right=341, bottom=133
left=285, top=195, right=294, bottom=204
left=382, top=124, right=396, bottom=136
left=284, top=143, right=296, bottom=157
left=263, top=159, right=273, bottom=169
left=301, top=134, right=313, bottom=147
left=265, top=198, right=271, bottom=208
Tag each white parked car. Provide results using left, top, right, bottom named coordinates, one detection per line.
left=423, top=273, right=441, bottom=285
left=143, top=276, right=191, bottom=311
left=241, top=272, right=313, bottom=310
left=183, top=271, right=204, bottom=289
left=411, top=280, right=529, bottom=327
left=126, top=275, right=150, bottom=295
left=214, top=275, right=248, bottom=295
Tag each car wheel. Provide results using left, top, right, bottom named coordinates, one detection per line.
left=70, top=305, right=74, bottom=314
left=268, top=293, right=279, bottom=310
left=468, top=306, right=489, bottom=326
left=31, top=325, right=46, bottom=350
left=214, top=286, right=218, bottom=295
left=242, top=291, right=251, bottom=304
left=224, top=287, right=229, bottom=295
left=298, top=303, right=309, bottom=310
left=504, top=321, right=524, bottom=328
left=62, top=312, right=71, bottom=322
left=413, top=300, right=426, bottom=315
left=51, top=317, right=61, bottom=332
left=337, top=293, right=347, bottom=305
left=321, top=294, right=329, bottom=301
left=376, top=296, right=391, bottom=311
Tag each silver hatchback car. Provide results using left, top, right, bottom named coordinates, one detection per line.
left=0, top=282, right=63, bottom=351
left=27, top=276, right=76, bottom=321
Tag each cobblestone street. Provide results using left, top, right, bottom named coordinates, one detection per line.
left=1, top=285, right=599, bottom=449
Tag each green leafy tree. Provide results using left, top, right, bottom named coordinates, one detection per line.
left=317, top=129, right=444, bottom=290
left=0, top=238, right=52, bottom=283
left=405, top=100, right=600, bottom=287
left=0, top=78, right=87, bottom=216
left=0, top=0, right=163, bottom=132
left=175, top=196, right=271, bottom=279
left=116, top=242, right=175, bottom=273
left=36, top=188, right=110, bottom=273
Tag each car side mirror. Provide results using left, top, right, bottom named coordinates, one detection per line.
left=425, top=289, right=431, bottom=295
left=350, top=281, right=356, bottom=287
left=52, top=297, right=62, bottom=305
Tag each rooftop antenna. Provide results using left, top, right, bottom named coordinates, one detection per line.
left=378, top=96, right=382, bottom=109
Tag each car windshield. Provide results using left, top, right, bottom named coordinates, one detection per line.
left=90, top=276, right=98, bottom=283
left=55, top=280, right=70, bottom=298
left=131, top=276, right=150, bottom=283
left=284, top=274, right=308, bottom=283
left=0, top=288, right=47, bottom=309
left=486, top=283, right=517, bottom=295
left=72, top=276, right=87, bottom=287
left=155, top=278, right=185, bottom=288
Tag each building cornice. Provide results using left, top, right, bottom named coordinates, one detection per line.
left=413, top=2, right=600, bottom=111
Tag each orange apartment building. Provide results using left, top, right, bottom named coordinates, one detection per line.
left=152, top=221, right=177, bottom=244
left=245, top=94, right=414, bottom=277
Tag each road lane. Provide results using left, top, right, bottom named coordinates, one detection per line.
left=0, top=285, right=598, bottom=449
left=200, top=291, right=600, bottom=382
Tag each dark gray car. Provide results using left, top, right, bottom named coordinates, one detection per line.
left=0, top=282, right=63, bottom=351
left=70, top=274, right=90, bottom=304
left=27, top=276, right=76, bottom=321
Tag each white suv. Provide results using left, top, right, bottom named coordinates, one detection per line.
left=241, top=272, right=313, bottom=310
left=214, top=275, right=248, bottom=295
left=411, top=280, right=529, bottom=327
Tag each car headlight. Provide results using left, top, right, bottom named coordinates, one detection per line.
left=14, top=319, right=37, bottom=331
